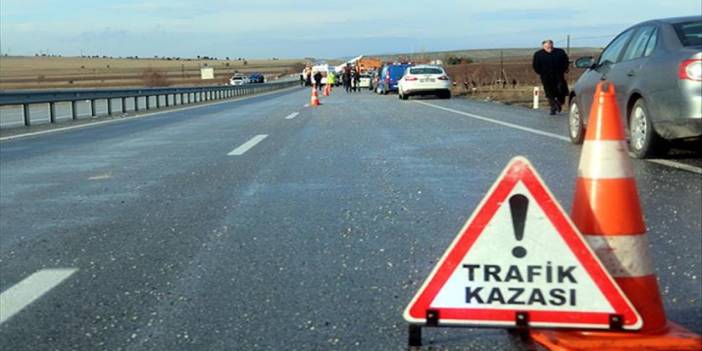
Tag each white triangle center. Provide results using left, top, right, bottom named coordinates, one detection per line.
left=431, top=182, right=614, bottom=313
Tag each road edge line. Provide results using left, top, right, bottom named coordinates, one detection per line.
left=414, top=100, right=702, bottom=175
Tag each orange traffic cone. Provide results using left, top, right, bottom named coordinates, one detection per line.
left=529, top=82, right=702, bottom=350
left=310, top=87, right=321, bottom=106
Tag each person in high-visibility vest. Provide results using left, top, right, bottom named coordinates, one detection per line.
left=327, top=71, right=336, bottom=94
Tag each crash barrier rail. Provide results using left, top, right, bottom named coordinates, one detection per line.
left=0, top=79, right=300, bottom=129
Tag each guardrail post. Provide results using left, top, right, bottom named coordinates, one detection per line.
left=156, top=95, right=161, bottom=108
left=107, top=98, right=113, bottom=116
left=49, top=102, right=56, bottom=123
left=90, top=99, right=96, bottom=117
left=134, top=96, right=139, bottom=111
left=121, top=97, right=127, bottom=114
left=146, top=95, right=151, bottom=110
left=22, top=104, right=30, bottom=126
left=71, top=100, right=78, bottom=120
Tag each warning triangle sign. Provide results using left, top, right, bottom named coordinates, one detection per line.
left=403, top=157, right=641, bottom=330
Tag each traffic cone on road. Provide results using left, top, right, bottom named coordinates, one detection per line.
left=310, top=87, right=321, bottom=106
left=529, top=82, right=702, bottom=350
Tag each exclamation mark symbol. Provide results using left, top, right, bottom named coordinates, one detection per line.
left=509, top=194, right=529, bottom=258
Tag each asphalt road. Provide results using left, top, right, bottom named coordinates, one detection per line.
left=1, top=87, right=700, bottom=350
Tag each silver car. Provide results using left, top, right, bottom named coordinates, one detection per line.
left=569, top=16, right=702, bottom=158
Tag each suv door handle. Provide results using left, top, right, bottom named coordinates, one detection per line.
left=627, top=70, right=636, bottom=77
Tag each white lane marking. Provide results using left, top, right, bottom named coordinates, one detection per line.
left=645, top=158, right=702, bottom=175
left=227, top=134, right=268, bottom=156
left=415, top=100, right=570, bottom=142
left=0, top=268, right=78, bottom=324
left=0, top=86, right=301, bottom=142
left=304, top=103, right=309, bottom=107
left=415, top=100, right=702, bottom=175
left=88, top=172, right=112, bottom=180
left=285, top=112, right=300, bottom=120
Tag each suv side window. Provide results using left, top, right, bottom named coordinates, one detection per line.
left=622, top=26, right=657, bottom=61
left=599, top=28, right=636, bottom=65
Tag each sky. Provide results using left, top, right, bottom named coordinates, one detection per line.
left=1, top=0, right=700, bottom=59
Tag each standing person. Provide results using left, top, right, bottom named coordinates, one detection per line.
left=353, top=66, right=361, bottom=93
left=304, top=66, right=312, bottom=87
left=299, top=72, right=305, bottom=86
left=532, top=39, right=570, bottom=115
left=313, top=70, right=323, bottom=91
left=327, top=71, right=336, bottom=93
left=343, top=65, right=352, bottom=93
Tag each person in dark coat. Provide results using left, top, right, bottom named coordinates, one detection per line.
left=532, top=39, right=570, bottom=115
left=342, top=65, right=352, bottom=93
left=304, top=67, right=312, bottom=87
left=313, top=71, right=323, bottom=91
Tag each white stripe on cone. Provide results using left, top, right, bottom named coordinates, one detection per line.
left=585, top=235, right=654, bottom=277
left=578, top=140, right=634, bottom=179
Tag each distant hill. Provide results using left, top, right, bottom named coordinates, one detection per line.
left=363, top=47, right=602, bottom=62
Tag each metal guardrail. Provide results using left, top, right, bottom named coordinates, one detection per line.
left=0, top=79, right=300, bottom=129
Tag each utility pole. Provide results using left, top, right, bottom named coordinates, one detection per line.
left=566, top=35, right=571, bottom=56
left=499, top=50, right=505, bottom=87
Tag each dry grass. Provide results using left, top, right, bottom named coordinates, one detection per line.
left=443, top=52, right=600, bottom=108
left=0, top=56, right=307, bottom=90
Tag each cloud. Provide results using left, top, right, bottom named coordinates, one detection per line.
left=2, top=0, right=701, bottom=57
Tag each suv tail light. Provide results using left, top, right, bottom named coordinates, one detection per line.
left=437, top=75, right=450, bottom=80
left=679, top=59, right=702, bottom=81
left=405, top=76, right=417, bottom=81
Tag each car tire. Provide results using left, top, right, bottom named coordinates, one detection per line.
left=629, top=98, right=667, bottom=159
left=441, top=91, right=451, bottom=99
left=568, top=99, right=585, bottom=145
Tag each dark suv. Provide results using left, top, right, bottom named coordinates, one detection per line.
left=248, top=73, right=265, bottom=84
left=375, top=63, right=413, bottom=94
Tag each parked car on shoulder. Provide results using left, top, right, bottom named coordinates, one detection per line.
left=397, top=65, right=452, bottom=100
left=249, top=72, right=265, bottom=83
left=359, top=73, right=372, bottom=89
left=375, top=63, right=413, bottom=94
left=230, top=74, right=249, bottom=86
left=370, top=69, right=381, bottom=91
left=569, top=16, right=702, bottom=158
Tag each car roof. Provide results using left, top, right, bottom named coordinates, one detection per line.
left=410, top=65, right=443, bottom=69
left=639, top=16, right=701, bottom=25
left=387, top=64, right=412, bottom=69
